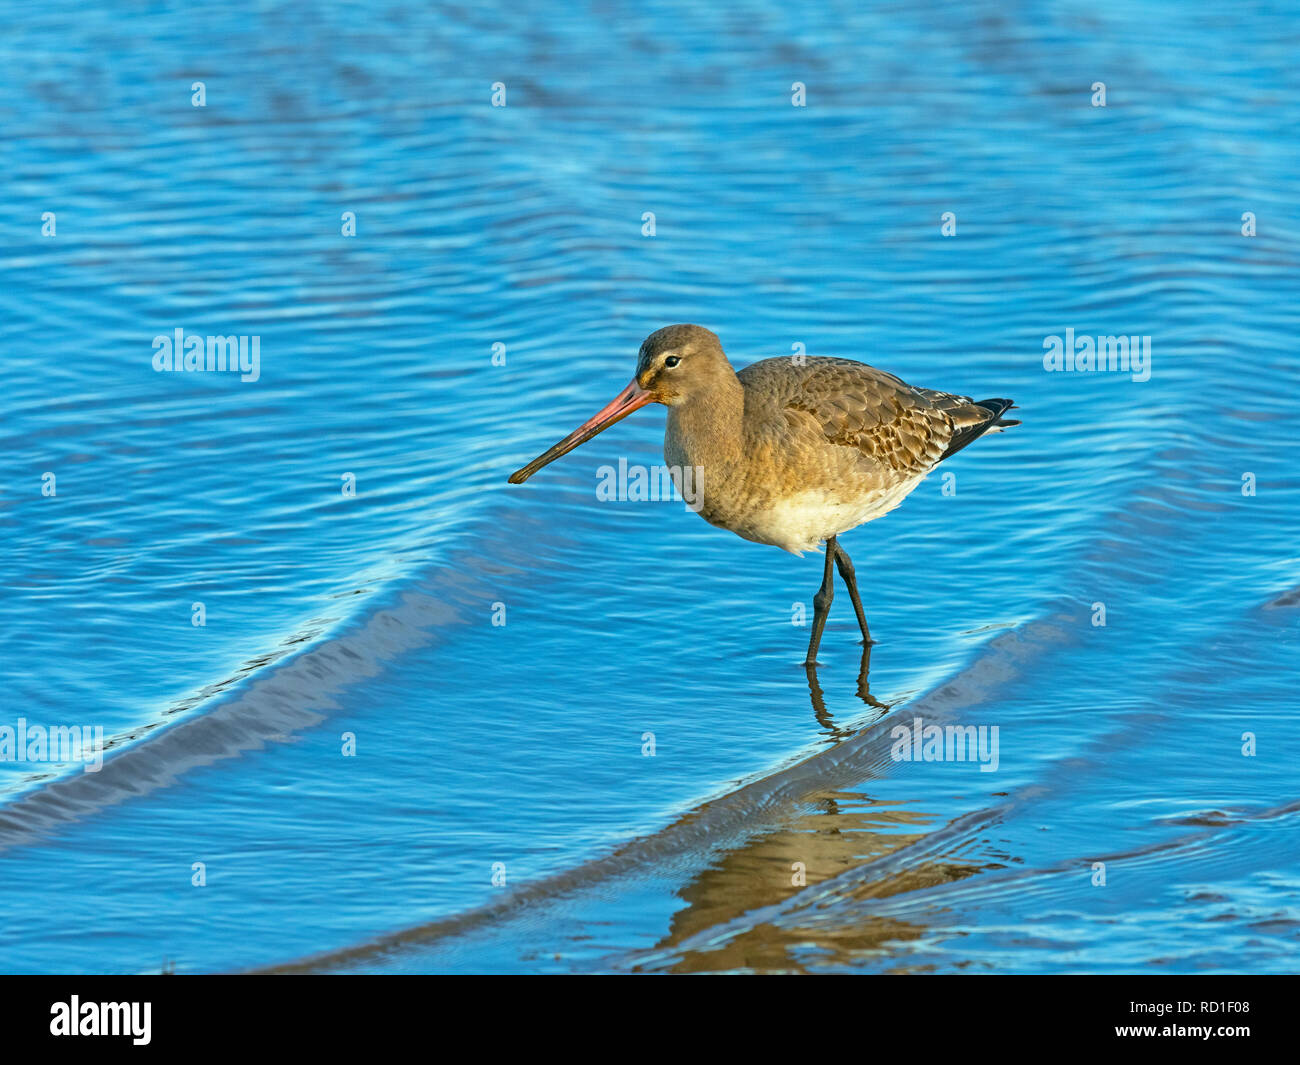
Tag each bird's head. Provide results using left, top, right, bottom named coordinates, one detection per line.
left=633, top=323, right=731, bottom=406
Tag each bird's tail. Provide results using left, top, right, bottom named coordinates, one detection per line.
left=939, top=397, right=1020, bottom=459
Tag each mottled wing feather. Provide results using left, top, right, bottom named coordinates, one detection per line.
left=739, top=357, right=964, bottom=476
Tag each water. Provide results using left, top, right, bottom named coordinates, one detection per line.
left=1, top=0, right=1297, bottom=974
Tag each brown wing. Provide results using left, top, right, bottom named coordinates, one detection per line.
left=739, top=356, right=967, bottom=477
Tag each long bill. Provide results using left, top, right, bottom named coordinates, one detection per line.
left=508, top=378, right=653, bottom=484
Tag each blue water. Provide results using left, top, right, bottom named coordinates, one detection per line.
left=1, top=0, right=1297, bottom=974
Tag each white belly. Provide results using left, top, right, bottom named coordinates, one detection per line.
left=728, top=475, right=927, bottom=555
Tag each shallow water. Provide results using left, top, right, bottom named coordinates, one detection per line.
left=1, top=0, right=1297, bottom=974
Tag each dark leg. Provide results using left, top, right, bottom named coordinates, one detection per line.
left=804, top=535, right=837, bottom=666
left=833, top=541, right=873, bottom=646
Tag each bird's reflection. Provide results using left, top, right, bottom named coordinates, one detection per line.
left=805, top=640, right=892, bottom=738
left=620, top=643, right=941, bottom=972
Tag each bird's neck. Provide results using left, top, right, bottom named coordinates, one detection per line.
left=665, top=373, right=745, bottom=475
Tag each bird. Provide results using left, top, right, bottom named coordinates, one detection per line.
left=508, top=324, right=1018, bottom=664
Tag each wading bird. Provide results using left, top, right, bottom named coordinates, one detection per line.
left=508, top=325, right=1017, bottom=664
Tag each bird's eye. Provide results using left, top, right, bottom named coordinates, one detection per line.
left=664, top=355, right=681, bottom=369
